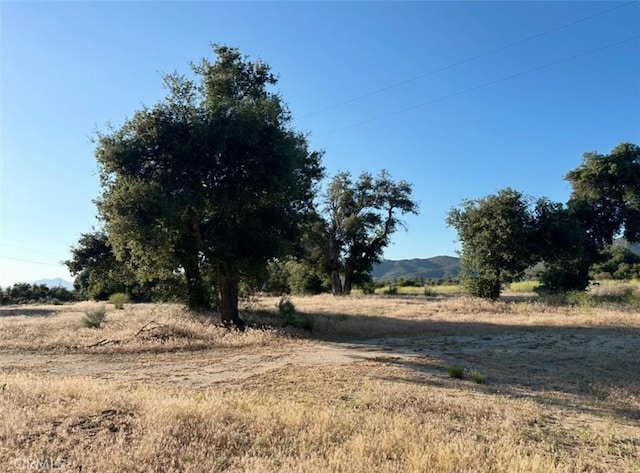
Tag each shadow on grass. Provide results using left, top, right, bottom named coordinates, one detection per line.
left=0, top=306, right=59, bottom=317
left=266, top=307, right=640, bottom=423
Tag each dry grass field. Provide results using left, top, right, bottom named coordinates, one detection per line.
left=1, top=290, right=639, bottom=472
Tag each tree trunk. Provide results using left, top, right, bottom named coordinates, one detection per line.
left=331, top=270, right=343, bottom=296
left=217, top=269, right=245, bottom=331
left=184, top=258, right=210, bottom=311
left=491, top=269, right=501, bottom=300
left=343, top=266, right=353, bottom=295
left=327, top=233, right=343, bottom=296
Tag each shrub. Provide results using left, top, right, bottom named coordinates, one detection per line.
left=471, top=370, right=486, bottom=384
left=277, top=295, right=296, bottom=322
left=384, top=285, right=398, bottom=295
left=109, top=292, right=130, bottom=309
left=448, top=365, right=464, bottom=379
left=83, top=306, right=107, bottom=328
left=360, top=282, right=376, bottom=295
left=566, top=291, right=597, bottom=310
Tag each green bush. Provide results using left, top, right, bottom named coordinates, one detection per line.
left=83, top=306, right=107, bottom=328
left=277, top=295, right=296, bottom=321
left=360, top=282, right=376, bottom=295
left=384, top=285, right=398, bottom=295
left=566, top=291, right=597, bottom=310
left=471, top=370, right=486, bottom=384
left=109, top=292, right=130, bottom=309
left=448, top=365, right=464, bottom=379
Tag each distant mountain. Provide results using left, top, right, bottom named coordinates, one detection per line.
left=614, top=238, right=640, bottom=257
left=32, top=278, right=74, bottom=290
left=627, top=242, right=640, bottom=257
left=371, top=256, right=460, bottom=282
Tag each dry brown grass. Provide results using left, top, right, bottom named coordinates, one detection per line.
left=1, top=295, right=639, bottom=472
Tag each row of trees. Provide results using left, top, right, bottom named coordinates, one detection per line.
left=447, top=142, right=640, bottom=299
left=65, top=44, right=638, bottom=320
left=0, top=283, right=75, bottom=305
left=66, top=46, right=418, bottom=327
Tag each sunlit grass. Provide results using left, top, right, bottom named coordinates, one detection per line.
left=1, top=295, right=639, bottom=472
left=507, top=280, right=539, bottom=292
left=373, top=284, right=464, bottom=296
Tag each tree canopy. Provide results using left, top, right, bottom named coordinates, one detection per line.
left=447, top=188, right=538, bottom=299
left=95, top=45, right=323, bottom=327
left=318, top=170, right=418, bottom=295
left=566, top=142, right=640, bottom=247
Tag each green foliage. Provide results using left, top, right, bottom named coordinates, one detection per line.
left=508, top=281, right=539, bottom=292
left=284, top=259, right=328, bottom=295
left=360, top=282, right=376, bottom=295
left=536, top=260, right=593, bottom=295
left=591, top=245, right=640, bottom=280
left=566, top=142, right=640, bottom=246
left=83, top=306, right=107, bottom=328
left=93, top=45, right=323, bottom=327
left=109, top=292, right=129, bottom=309
left=317, top=170, right=418, bottom=295
left=0, top=283, right=75, bottom=305
left=448, top=365, right=464, bottom=379
left=277, top=295, right=296, bottom=321
left=65, top=231, right=158, bottom=302
left=275, top=295, right=312, bottom=331
left=565, top=291, right=597, bottom=310
left=532, top=198, right=595, bottom=293
left=470, top=370, right=486, bottom=384
left=384, top=285, right=398, bottom=295
left=263, top=260, right=291, bottom=295
left=536, top=142, right=640, bottom=293
left=447, top=188, right=538, bottom=300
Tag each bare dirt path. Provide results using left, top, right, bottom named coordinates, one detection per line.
left=2, top=327, right=638, bottom=396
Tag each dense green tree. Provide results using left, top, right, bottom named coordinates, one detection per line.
left=535, top=142, right=640, bottom=292
left=0, top=283, right=74, bottom=305
left=318, top=170, right=418, bottom=295
left=447, top=188, right=538, bottom=299
left=95, top=45, right=323, bottom=328
left=531, top=199, right=596, bottom=293
left=65, top=231, right=131, bottom=300
left=566, top=142, right=640, bottom=247
left=591, top=244, right=640, bottom=280
left=65, top=231, right=163, bottom=301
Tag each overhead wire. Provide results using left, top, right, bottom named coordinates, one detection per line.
left=316, top=34, right=640, bottom=137
left=298, top=1, right=638, bottom=119
left=0, top=255, right=64, bottom=268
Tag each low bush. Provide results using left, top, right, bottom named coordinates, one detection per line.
left=109, top=293, right=130, bottom=309
left=83, top=306, right=107, bottom=328
left=448, top=365, right=464, bottom=379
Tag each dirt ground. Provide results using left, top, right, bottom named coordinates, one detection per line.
left=2, top=319, right=638, bottom=412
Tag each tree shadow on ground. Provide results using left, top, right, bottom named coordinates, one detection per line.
left=290, top=308, right=640, bottom=424
left=0, top=306, right=59, bottom=318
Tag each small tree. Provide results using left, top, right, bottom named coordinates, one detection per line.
left=447, top=188, right=537, bottom=299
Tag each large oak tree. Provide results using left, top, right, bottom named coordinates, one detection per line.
left=95, top=46, right=323, bottom=328
left=319, top=170, right=418, bottom=295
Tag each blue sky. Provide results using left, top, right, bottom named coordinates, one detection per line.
left=1, top=1, right=639, bottom=287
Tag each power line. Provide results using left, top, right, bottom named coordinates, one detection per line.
left=299, top=1, right=638, bottom=119
left=0, top=255, right=65, bottom=268
left=316, top=34, right=640, bottom=137
left=0, top=243, right=68, bottom=257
